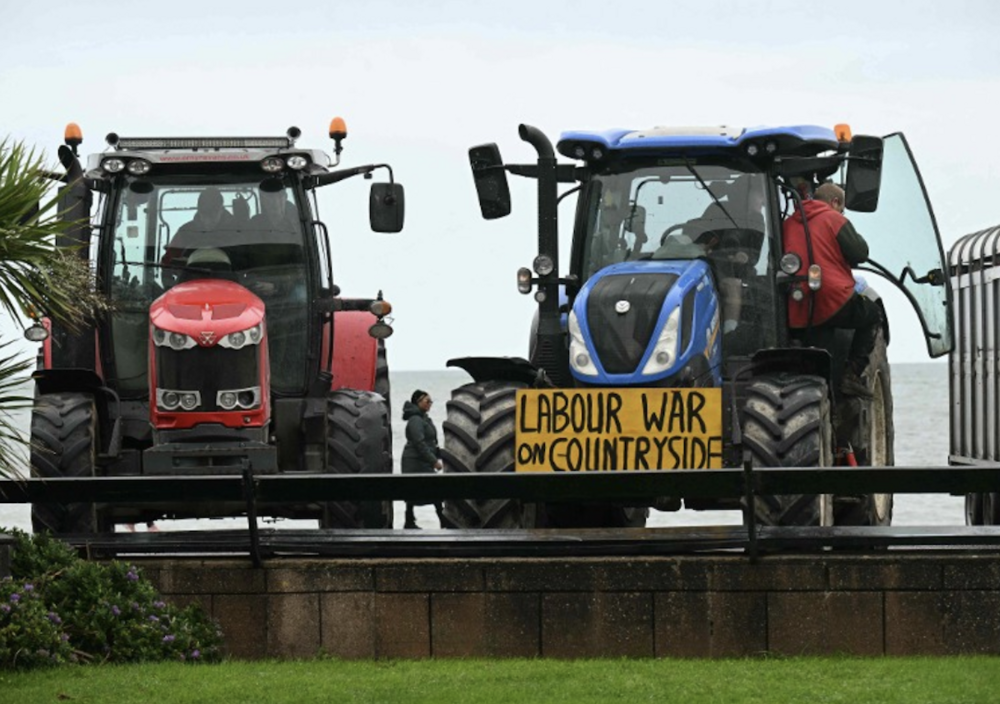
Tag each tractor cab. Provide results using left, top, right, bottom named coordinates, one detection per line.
left=570, top=161, right=776, bottom=372
left=107, top=171, right=314, bottom=396
left=556, top=125, right=952, bottom=380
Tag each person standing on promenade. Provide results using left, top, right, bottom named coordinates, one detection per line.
left=401, top=390, right=444, bottom=529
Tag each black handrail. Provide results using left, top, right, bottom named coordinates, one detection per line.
left=2, top=465, right=998, bottom=505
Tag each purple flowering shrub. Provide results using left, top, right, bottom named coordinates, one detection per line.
left=0, top=577, right=73, bottom=669
left=2, top=529, right=223, bottom=668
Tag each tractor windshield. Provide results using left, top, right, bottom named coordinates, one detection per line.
left=106, top=174, right=311, bottom=394
left=579, top=165, right=772, bottom=280
left=578, top=165, right=778, bottom=356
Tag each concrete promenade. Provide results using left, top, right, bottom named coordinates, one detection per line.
left=137, top=552, right=1000, bottom=659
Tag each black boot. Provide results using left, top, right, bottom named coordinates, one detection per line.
left=840, top=362, right=874, bottom=399
left=404, top=504, right=420, bottom=529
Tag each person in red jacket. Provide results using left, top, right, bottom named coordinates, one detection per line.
left=782, top=182, right=881, bottom=398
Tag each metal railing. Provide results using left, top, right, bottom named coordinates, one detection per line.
left=2, top=464, right=999, bottom=564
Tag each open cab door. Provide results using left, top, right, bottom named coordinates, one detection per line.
left=846, top=133, right=953, bottom=357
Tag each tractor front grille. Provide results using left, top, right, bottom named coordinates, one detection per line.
left=586, top=273, right=677, bottom=374
left=155, top=345, right=259, bottom=412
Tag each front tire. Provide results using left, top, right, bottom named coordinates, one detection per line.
left=743, top=374, right=833, bottom=526
left=440, top=381, right=647, bottom=529
left=30, top=392, right=101, bottom=535
left=322, top=389, right=393, bottom=528
left=440, top=381, right=537, bottom=529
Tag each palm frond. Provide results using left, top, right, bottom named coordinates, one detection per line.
left=0, top=137, right=114, bottom=481
left=0, top=139, right=109, bottom=331
left=0, top=341, right=34, bottom=480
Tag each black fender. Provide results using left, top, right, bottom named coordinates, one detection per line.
left=446, top=356, right=551, bottom=386
left=877, top=298, right=889, bottom=346
left=32, top=368, right=105, bottom=397
left=749, top=347, right=832, bottom=385
left=858, top=285, right=890, bottom=346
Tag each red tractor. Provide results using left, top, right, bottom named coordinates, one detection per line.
left=28, top=120, right=403, bottom=533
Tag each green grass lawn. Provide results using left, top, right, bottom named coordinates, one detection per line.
left=3, top=657, right=1000, bottom=704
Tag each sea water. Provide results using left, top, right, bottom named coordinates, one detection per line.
left=0, top=363, right=963, bottom=532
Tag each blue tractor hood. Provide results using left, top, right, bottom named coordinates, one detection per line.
left=568, top=259, right=723, bottom=387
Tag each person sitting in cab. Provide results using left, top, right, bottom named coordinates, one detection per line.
left=162, top=187, right=236, bottom=267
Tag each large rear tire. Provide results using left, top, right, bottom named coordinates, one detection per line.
left=973, top=492, right=1000, bottom=525
left=965, top=492, right=984, bottom=525
left=743, top=374, right=833, bottom=526
left=322, top=389, right=393, bottom=528
left=30, top=393, right=101, bottom=535
left=440, top=381, right=537, bottom=529
left=835, top=330, right=894, bottom=526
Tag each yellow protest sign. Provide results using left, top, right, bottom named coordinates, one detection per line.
left=515, top=388, right=723, bottom=472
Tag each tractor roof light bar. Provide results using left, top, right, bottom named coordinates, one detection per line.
left=111, top=136, right=294, bottom=150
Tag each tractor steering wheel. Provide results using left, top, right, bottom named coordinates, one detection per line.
left=659, top=222, right=690, bottom=246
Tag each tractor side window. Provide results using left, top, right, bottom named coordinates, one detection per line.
left=109, top=185, right=161, bottom=393
left=244, top=185, right=308, bottom=391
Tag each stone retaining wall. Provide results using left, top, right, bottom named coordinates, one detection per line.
left=136, top=553, right=1000, bottom=659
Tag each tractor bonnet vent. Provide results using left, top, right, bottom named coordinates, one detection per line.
left=116, top=136, right=293, bottom=150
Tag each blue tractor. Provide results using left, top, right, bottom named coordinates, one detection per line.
left=443, top=123, right=952, bottom=529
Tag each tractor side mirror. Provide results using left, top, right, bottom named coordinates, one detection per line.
left=369, top=183, right=404, bottom=233
left=469, top=143, right=511, bottom=220
left=845, top=135, right=883, bottom=213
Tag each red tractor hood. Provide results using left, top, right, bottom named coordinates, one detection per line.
left=150, top=279, right=265, bottom=344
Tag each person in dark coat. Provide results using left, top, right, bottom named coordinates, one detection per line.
left=401, top=389, right=444, bottom=529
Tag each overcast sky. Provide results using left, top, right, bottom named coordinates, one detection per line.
left=1, top=0, right=998, bottom=370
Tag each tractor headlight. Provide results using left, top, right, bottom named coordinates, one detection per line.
left=126, top=158, right=151, bottom=175
left=156, top=389, right=201, bottom=411
left=641, top=307, right=682, bottom=376
left=152, top=326, right=196, bottom=350
left=779, top=252, right=802, bottom=275
left=218, top=323, right=263, bottom=349
left=286, top=154, right=309, bottom=170
left=568, top=310, right=598, bottom=376
left=217, top=386, right=261, bottom=410
left=533, top=254, right=555, bottom=277
left=261, top=156, right=284, bottom=173
left=24, top=323, right=48, bottom=342
left=101, top=158, right=125, bottom=173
